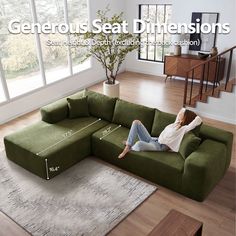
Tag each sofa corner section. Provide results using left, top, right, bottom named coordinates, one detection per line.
left=181, top=139, right=227, bottom=201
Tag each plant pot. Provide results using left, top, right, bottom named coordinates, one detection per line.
left=103, top=80, right=120, bottom=98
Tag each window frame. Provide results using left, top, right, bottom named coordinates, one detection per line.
left=138, top=4, right=172, bottom=63
left=0, top=0, right=91, bottom=104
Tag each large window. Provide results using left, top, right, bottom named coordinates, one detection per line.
left=67, top=0, right=90, bottom=74
left=35, top=0, right=70, bottom=84
left=138, top=4, right=172, bottom=63
left=0, top=72, right=6, bottom=102
left=0, top=0, right=89, bottom=101
left=0, top=0, right=43, bottom=98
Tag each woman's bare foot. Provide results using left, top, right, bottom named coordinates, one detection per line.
left=118, top=145, right=131, bottom=159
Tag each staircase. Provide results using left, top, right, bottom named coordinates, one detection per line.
left=183, top=46, right=236, bottom=124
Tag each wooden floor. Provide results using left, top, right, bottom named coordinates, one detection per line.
left=0, top=71, right=235, bottom=236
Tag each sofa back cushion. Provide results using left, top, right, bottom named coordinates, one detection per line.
left=40, top=90, right=85, bottom=123
left=40, top=98, right=68, bottom=124
left=112, top=99, right=155, bottom=132
left=151, top=110, right=176, bottom=136
left=179, top=132, right=201, bottom=159
left=67, top=96, right=89, bottom=119
left=86, top=90, right=117, bottom=122
left=151, top=109, right=202, bottom=137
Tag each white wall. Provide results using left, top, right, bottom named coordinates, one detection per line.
left=0, top=0, right=125, bottom=124
left=124, top=0, right=236, bottom=77
left=171, top=0, right=236, bottom=78
left=189, top=85, right=236, bottom=124
left=1, top=0, right=235, bottom=124
left=171, top=0, right=236, bottom=52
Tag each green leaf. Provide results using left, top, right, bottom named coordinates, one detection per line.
left=73, top=6, right=138, bottom=84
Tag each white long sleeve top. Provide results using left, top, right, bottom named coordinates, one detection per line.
left=158, top=110, right=202, bottom=152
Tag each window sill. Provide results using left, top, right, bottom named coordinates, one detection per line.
left=0, top=61, right=92, bottom=107
left=137, top=59, right=164, bottom=65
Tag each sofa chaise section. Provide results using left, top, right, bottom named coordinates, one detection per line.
left=4, top=117, right=108, bottom=179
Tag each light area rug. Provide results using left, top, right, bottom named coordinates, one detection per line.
left=0, top=153, right=157, bottom=236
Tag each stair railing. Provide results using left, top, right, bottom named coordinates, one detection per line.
left=183, top=46, right=236, bottom=106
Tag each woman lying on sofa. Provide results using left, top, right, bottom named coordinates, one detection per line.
left=118, top=108, right=202, bottom=159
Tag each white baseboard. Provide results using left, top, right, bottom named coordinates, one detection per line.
left=125, top=67, right=165, bottom=78
left=188, top=108, right=236, bottom=125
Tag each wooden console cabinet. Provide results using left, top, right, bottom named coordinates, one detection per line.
left=164, top=54, right=225, bottom=82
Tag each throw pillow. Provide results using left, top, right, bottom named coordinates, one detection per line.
left=179, top=132, right=201, bottom=159
left=192, top=122, right=203, bottom=136
left=67, top=96, right=89, bottom=119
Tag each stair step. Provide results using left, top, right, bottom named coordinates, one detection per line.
left=186, top=78, right=235, bottom=107
left=230, top=78, right=236, bottom=85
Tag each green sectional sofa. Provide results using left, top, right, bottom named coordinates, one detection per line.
left=4, top=90, right=233, bottom=201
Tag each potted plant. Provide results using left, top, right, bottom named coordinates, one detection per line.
left=76, top=7, right=139, bottom=97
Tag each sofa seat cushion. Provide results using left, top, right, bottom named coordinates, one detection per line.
left=112, top=100, right=155, bottom=132
left=4, top=117, right=108, bottom=179
left=92, top=124, right=184, bottom=191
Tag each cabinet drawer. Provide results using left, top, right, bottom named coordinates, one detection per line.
left=177, top=58, right=190, bottom=77
left=164, top=56, right=190, bottom=77
left=164, top=57, right=178, bottom=75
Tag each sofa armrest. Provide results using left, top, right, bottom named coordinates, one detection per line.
left=200, top=124, right=233, bottom=172
left=40, top=98, right=68, bottom=124
left=182, top=139, right=227, bottom=201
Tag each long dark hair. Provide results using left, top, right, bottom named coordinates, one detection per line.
left=180, top=110, right=197, bottom=126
